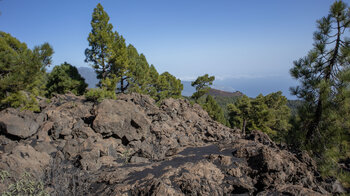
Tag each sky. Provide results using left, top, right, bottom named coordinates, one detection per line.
left=0, top=0, right=338, bottom=98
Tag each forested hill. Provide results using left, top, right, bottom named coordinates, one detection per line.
left=208, top=88, right=244, bottom=97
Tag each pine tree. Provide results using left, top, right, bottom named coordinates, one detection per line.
left=228, top=95, right=251, bottom=135
left=191, top=74, right=215, bottom=101
left=146, top=64, right=159, bottom=98
left=85, top=74, right=118, bottom=102
left=250, top=94, right=273, bottom=136
left=191, top=74, right=229, bottom=125
left=228, top=92, right=291, bottom=139
left=155, top=72, right=183, bottom=101
left=127, top=45, right=150, bottom=94
left=85, top=3, right=114, bottom=82
left=203, top=95, right=227, bottom=125
left=46, top=62, right=88, bottom=97
left=290, top=0, right=350, bottom=151
left=0, top=31, right=53, bottom=111
left=263, top=91, right=291, bottom=142
left=110, top=32, right=130, bottom=93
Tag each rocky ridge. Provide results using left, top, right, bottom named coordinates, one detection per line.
left=0, top=93, right=344, bottom=195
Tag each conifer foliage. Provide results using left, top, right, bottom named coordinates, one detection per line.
left=191, top=74, right=215, bottom=101
left=191, top=74, right=227, bottom=125
left=289, top=0, right=350, bottom=154
left=85, top=3, right=114, bottom=81
left=0, top=31, right=53, bottom=111
left=289, top=1, right=350, bottom=185
left=203, top=95, right=227, bottom=125
left=85, top=3, right=183, bottom=101
left=228, top=92, right=291, bottom=141
left=46, top=62, right=88, bottom=97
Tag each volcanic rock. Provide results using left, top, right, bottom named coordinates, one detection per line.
left=0, top=93, right=344, bottom=195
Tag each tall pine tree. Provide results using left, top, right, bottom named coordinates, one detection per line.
left=85, top=3, right=114, bottom=82
left=228, top=95, right=251, bottom=135
left=290, top=0, right=350, bottom=152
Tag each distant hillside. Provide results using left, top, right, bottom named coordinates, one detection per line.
left=206, top=89, right=244, bottom=119
left=77, top=67, right=99, bottom=88
left=208, top=88, right=244, bottom=98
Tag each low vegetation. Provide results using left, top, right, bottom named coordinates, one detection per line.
left=85, top=75, right=117, bottom=102
left=0, top=170, right=48, bottom=196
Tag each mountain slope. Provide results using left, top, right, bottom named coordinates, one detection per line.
left=208, top=88, right=244, bottom=97
left=77, top=67, right=99, bottom=88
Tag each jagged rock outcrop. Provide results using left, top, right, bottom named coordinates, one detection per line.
left=0, top=93, right=345, bottom=195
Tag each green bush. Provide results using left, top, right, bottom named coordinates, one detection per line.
left=1, top=91, right=40, bottom=112
left=85, top=88, right=116, bottom=102
left=85, top=75, right=117, bottom=102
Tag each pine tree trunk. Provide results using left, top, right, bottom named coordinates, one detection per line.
left=306, top=19, right=341, bottom=143
left=101, top=50, right=106, bottom=80
left=242, top=119, right=247, bottom=135
left=121, top=77, right=124, bottom=93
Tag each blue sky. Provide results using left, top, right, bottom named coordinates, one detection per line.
left=0, top=0, right=337, bottom=98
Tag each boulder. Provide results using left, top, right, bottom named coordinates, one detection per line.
left=0, top=144, right=50, bottom=178
left=0, top=108, right=40, bottom=139
left=93, top=99, right=150, bottom=142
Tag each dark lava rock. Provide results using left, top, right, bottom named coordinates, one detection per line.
left=0, top=108, right=40, bottom=139
left=0, top=93, right=344, bottom=195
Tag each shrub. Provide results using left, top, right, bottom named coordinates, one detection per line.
left=1, top=91, right=40, bottom=112
left=85, top=75, right=117, bottom=102
left=85, top=88, right=116, bottom=102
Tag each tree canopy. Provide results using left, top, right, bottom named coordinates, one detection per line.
left=85, top=3, right=183, bottom=101
left=289, top=0, right=350, bottom=153
left=289, top=1, right=350, bottom=185
left=0, top=31, right=53, bottom=111
left=85, top=3, right=114, bottom=81
left=46, top=62, right=88, bottom=97
left=203, top=95, right=227, bottom=126
left=228, top=92, right=291, bottom=141
left=190, top=74, right=227, bottom=125
left=191, top=74, right=215, bottom=101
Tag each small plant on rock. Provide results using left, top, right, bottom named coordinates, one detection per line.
left=1, top=171, right=48, bottom=196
